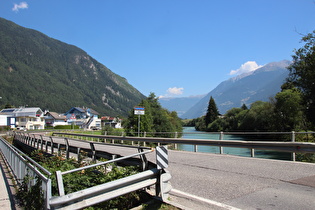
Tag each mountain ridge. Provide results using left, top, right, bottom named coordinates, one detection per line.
left=178, top=60, right=290, bottom=119
left=0, top=17, right=145, bottom=116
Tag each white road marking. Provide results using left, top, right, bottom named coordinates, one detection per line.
left=171, top=188, right=241, bottom=210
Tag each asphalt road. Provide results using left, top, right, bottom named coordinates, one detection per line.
left=29, top=135, right=315, bottom=209
left=159, top=150, right=315, bottom=210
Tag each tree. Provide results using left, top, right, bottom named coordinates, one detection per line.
left=241, top=104, right=248, bottom=110
left=124, top=93, right=182, bottom=137
left=287, top=30, right=315, bottom=126
left=274, top=87, right=305, bottom=131
left=195, top=116, right=206, bottom=131
left=205, top=96, right=219, bottom=126
left=239, top=101, right=275, bottom=131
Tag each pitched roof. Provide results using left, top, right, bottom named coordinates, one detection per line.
left=45, top=112, right=66, bottom=120
left=65, top=107, right=99, bottom=115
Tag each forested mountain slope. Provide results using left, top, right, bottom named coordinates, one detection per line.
left=0, top=18, right=145, bottom=116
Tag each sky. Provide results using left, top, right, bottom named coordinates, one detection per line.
left=1, top=1, right=315, bottom=98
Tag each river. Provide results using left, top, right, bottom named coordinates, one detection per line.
left=178, top=127, right=291, bottom=160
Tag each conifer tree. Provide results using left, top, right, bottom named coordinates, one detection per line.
left=205, top=96, right=219, bottom=126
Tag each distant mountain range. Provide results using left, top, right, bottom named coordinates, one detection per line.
left=161, top=60, right=290, bottom=119
left=0, top=18, right=145, bottom=116
left=158, top=95, right=205, bottom=116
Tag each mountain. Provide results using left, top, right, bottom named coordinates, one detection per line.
left=181, top=60, right=290, bottom=119
left=0, top=18, right=145, bottom=116
left=159, top=95, right=205, bottom=117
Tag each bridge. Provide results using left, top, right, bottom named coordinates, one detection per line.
left=1, top=131, right=315, bottom=209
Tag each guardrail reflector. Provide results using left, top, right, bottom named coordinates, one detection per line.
left=156, top=146, right=168, bottom=169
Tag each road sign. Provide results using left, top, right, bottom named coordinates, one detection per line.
left=134, top=107, right=145, bottom=115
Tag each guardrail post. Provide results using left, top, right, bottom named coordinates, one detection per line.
left=251, top=148, right=255, bottom=157
left=291, top=131, right=296, bottom=161
left=31, top=134, right=34, bottom=147
left=31, top=133, right=34, bottom=146
left=27, top=133, right=31, bottom=145
left=194, top=144, right=198, bottom=152
left=34, top=134, right=40, bottom=149
left=57, top=143, right=61, bottom=153
left=219, top=131, right=224, bottom=154
left=64, top=138, right=70, bottom=159
left=77, top=148, right=81, bottom=162
left=45, top=179, right=52, bottom=210
left=90, top=142, right=96, bottom=161
left=40, top=135, right=44, bottom=151
left=138, top=148, right=148, bottom=171
left=26, top=133, right=30, bottom=144
left=50, top=136, right=54, bottom=154
left=143, top=132, right=146, bottom=147
left=56, top=170, right=65, bottom=196
left=25, top=133, right=28, bottom=144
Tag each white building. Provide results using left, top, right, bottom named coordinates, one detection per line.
left=0, top=107, right=45, bottom=130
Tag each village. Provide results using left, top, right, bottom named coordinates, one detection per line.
left=0, top=106, right=122, bottom=131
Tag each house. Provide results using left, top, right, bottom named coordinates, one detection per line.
left=101, top=116, right=122, bottom=129
left=64, top=107, right=101, bottom=129
left=44, top=111, right=67, bottom=127
left=0, top=112, right=16, bottom=129
left=0, top=107, right=45, bottom=130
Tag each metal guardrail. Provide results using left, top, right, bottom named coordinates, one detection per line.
left=50, top=149, right=163, bottom=209
left=55, top=149, right=154, bottom=196
left=0, top=136, right=52, bottom=209
left=53, top=132, right=315, bottom=154
left=8, top=133, right=172, bottom=209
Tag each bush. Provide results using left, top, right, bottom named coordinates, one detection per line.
left=17, top=150, right=144, bottom=209
left=16, top=175, right=44, bottom=209
left=54, top=125, right=80, bottom=129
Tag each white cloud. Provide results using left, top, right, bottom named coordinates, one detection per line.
left=159, top=87, right=184, bottom=98
left=12, top=2, right=28, bottom=12
left=229, top=61, right=263, bottom=75
left=167, top=87, right=184, bottom=95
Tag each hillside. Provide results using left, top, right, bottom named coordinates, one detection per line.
left=181, top=60, right=290, bottom=119
left=0, top=18, right=145, bottom=116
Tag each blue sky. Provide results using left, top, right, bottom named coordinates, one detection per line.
left=1, top=1, right=315, bottom=98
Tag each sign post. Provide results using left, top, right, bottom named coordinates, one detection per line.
left=134, top=107, right=145, bottom=137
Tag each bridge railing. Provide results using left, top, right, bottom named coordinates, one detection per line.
left=52, top=131, right=315, bottom=161
left=0, top=136, right=52, bottom=209
left=7, top=133, right=172, bottom=209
